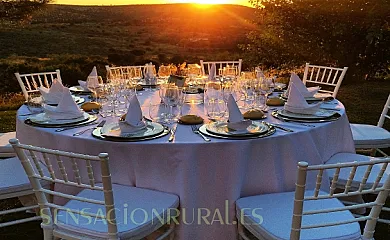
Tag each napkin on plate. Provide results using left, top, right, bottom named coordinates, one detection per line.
left=144, top=63, right=155, bottom=79
left=78, top=66, right=99, bottom=91
left=286, top=73, right=320, bottom=98
left=255, top=67, right=266, bottom=79
left=284, top=83, right=321, bottom=115
left=118, top=95, right=147, bottom=133
left=227, top=94, right=251, bottom=130
left=208, top=63, right=216, bottom=80
left=39, top=79, right=65, bottom=104
left=44, top=88, right=84, bottom=120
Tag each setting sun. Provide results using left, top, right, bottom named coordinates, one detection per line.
left=191, top=0, right=230, bottom=3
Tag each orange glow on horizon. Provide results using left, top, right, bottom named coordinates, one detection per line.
left=53, top=0, right=251, bottom=7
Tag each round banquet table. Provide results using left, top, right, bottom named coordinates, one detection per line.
left=16, top=91, right=355, bottom=240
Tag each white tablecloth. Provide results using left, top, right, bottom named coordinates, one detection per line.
left=16, top=91, right=355, bottom=240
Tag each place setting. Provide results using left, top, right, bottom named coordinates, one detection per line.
left=69, top=66, right=101, bottom=95
left=92, top=95, right=169, bottom=141
left=272, top=80, right=341, bottom=123
left=24, top=88, right=97, bottom=128
left=198, top=94, right=276, bottom=140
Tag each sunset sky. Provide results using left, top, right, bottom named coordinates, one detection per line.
left=54, top=0, right=250, bottom=6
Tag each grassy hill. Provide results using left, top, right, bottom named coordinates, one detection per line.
left=0, top=4, right=255, bottom=92
left=0, top=4, right=254, bottom=59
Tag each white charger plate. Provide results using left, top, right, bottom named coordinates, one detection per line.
left=101, top=121, right=165, bottom=139
left=277, top=109, right=336, bottom=120
left=28, top=112, right=90, bottom=125
left=205, top=121, right=269, bottom=137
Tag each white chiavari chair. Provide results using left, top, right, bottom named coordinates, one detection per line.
left=10, top=138, right=179, bottom=240
left=200, top=59, right=242, bottom=77
left=0, top=132, right=16, bottom=158
left=0, top=155, right=49, bottom=228
left=350, top=94, right=390, bottom=155
left=302, top=63, right=348, bottom=98
left=14, top=70, right=61, bottom=102
left=236, top=157, right=390, bottom=240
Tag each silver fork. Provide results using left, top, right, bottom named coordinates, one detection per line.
left=191, top=125, right=211, bottom=142
left=73, top=120, right=106, bottom=136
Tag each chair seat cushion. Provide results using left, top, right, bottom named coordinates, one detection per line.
left=0, top=132, right=16, bottom=157
left=350, top=124, right=390, bottom=148
left=56, top=184, right=179, bottom=239
left=0, top=157, right=48, bottom=196
left=326, top=153, right=389, bottom=190
left=236, top=190, right=361, bottom=240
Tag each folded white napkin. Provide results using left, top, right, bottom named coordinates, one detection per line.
left=227, top=94, right=251, bottom=130
left=256, top=67, right=266, bottom=79
left=39, top=79, right=65, bottom=104
left=286, top=73, right=320, bottom=98
left=284, top=83, right=321, bottom=115
left=144, top=63, right=155, bottom=78
left=208, top=63, right=216, bottom=80
left=78, top=66, right=99, bottom=91
left=44, top=88, right=84, bottom=120
left=119, top=95, right=147, bottom=133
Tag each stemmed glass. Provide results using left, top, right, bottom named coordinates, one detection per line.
left=204, top=82, right=226, bottom=121
left=259, top=77, right=275, bottom=111
left=26, top=95, right=44, bottom=114
left=158, top=65, right=171, bottom=83
left=161, top=85, right=182, bottom=124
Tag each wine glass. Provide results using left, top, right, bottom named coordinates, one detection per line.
left=26, top=95, right=44, bottom=114
left=158, top=65, right=172, bottom=82
left=161, top=85, right=181, bottom=124
left=259, top=77, right=274, bottom=111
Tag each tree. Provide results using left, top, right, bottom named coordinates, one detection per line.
left=0, top=0, right=51, bottom=21
left=242, top=0, right=390, bottom=81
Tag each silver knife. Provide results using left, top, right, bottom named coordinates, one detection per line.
left=263, top=121, right=294, bottom=132
left=168, top=124, right=178, bottom=142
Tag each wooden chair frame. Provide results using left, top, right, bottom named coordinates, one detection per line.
left=302, top=63, right=348, bottom=98
left=238, top=158, right=390, bottom=240
left=200, top=59, right=242, bottom=77
left=15, top=70, right=61, bottom=101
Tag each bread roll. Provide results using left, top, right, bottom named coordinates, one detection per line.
left=81, top=102, right=101, bottom=111
left=179, top=115, right=204, bottom=125
left=243, top=109, right=266, bottom=120
left=267, top=97, right=285, bottom=106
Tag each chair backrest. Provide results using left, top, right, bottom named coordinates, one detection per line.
left=106, top=64, right=156, bottom=80
left=377, top=94, right=390, bottom=127
left=9, top=138, right=119, bottom=239
left=200, top=59, right=242, bottom=77
left=14, top=70, right=61, bottom=101
left=302, top=63, right=348, bottom=98
left=291, top=158, right=390, bottom=240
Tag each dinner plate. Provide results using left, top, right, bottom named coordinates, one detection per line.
left=92, top=126, right=169, bottom=142
left=100, top=121, right=165, bottom=139
left=69, top=86, right=92, bottom=94
left=25, top=114, right=97, bottom=128
left=272, top=111, right=341, bottom=123
left=205, top=121, right=269, bottom=137
left=277, top=109, right=337, bottom=120
left=27, top=112, right=91, bottom=126
left=199, top=124, right=276, bottom=140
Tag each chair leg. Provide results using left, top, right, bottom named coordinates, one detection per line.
left=370, top=148, right=377, bottom=157
left=43, top=228, right=54, bottom=240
